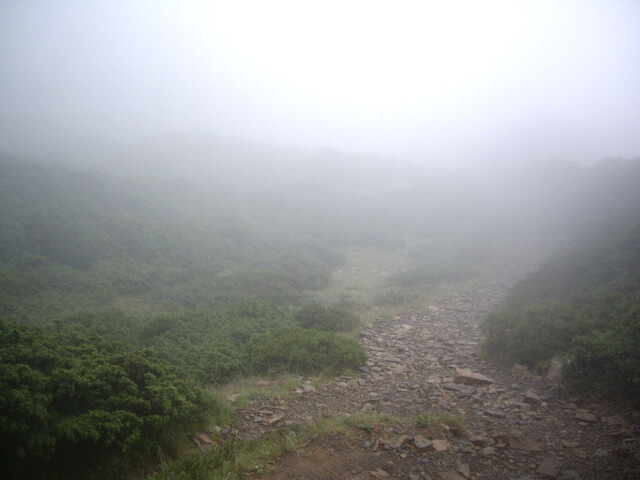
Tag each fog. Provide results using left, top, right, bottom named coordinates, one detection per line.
left=1, top=0, right=639, bottom=167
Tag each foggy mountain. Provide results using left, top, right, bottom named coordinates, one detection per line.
left=2, top=1, right=640, bottom=478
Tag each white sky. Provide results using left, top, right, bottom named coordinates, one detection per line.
left=1, top=0, right=639, bottom=166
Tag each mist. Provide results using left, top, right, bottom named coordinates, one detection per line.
left=2, top=0, right=639, bottom=167
left=4, top=3, right=640, bottom=477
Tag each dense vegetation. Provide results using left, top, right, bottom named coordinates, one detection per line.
left=2, top=148, right=640, bottom=478
left=247, top=327, right=366, bottom=375
left=0, top=156, right=370, bottom=478
left=0, top=320, right=215, bottom=479
left=482, top=218, right=640, bottom=404
left=293, top=302, right=360, bottom=332
left=0, top=157, right=341, bottom=321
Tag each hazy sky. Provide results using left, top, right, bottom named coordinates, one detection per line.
left=1, top=0, right=639, bottom=166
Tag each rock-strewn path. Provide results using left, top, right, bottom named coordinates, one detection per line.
left=231, top=266, right=640, bottom=479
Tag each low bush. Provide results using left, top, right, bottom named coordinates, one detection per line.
left=139, top=303, right=292, bottom=384
left=0, top=320, right=216, bottom=480
left=245, top=327, right=366, bottom=375
left=481, top=220, right=640, bottom=405
left=565, top=317, right=640, bottom=405
left=294, top=302, right=359, bottom=332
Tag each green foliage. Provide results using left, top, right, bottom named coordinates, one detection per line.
left=481, top=220, right=640, bottom=404
left=246, top=327, right=367, bottom=375
left=342, top=411, right=398, bottom=433
left=294, top=302, right=360, bottom=332
left=3, top=143, right=640, bottom=479
left=0, top=158, right=340, bottom=321
left=146, top=437, right=238, bottom=480
left=411, top=411, right=465, bottom=432
left=139, top=304, right=292, bottom=384
left=63, top=309, right=138, bottom=343
left=481, top=301, right=588, bottom=365
left=394, top=235, right=495, bottom=287
left=565, top=314, right=640, bottom=405
left=0, top=320, right=215, bottom=479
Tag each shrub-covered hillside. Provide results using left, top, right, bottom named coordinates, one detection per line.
left=3, top=151, right=640, bottom=477
left=0, top=157, right=343, bottom=320
left=0, top=156, right=369, bottom=478
left=481, top=218, right=640, bottom=404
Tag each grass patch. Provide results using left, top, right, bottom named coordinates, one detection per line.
left=315, top=245, right=494, bottom=325
left=145, top=409, right=467, bottom=479
left=411, top=411, right=465, bottom=434
left=342, top=411, right=400, bottom=433
left=213, top=374, right=313, bottom=404
left=246, top=327, right=367, bottom=376
left=237, top=418, right=349, bottom=475
left=145, top=437, right=238, bottom=480
left=145, top=415, right=355, bottom=479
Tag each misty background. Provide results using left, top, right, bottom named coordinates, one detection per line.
left=1, top=0, right=640, bottom=166
left=4, top=3, right=640, bottom=478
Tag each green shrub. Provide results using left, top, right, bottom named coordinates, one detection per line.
left=246, top=327, right=366, bottom=375
left=294, top=302, right=359, bottom=332
left=481, top=220, right=640, bottom=405
left=373, top=290, right=416, bottom=306
left=565, top=317, right=640, bottom=405
left=0, top=320, right=215, bottom=479
left=139, top=304, right=292, bottom=384
left=145, top=437, right=237, bottom=480
left=481, top=301, right=586, bottom=366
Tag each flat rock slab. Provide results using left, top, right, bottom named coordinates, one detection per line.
left=457, top=463, right=470, bottom=478
left=536, top=457, right=564, bottom=478
left=454, top=367, right=495, bottom=385
left=413, top=435, right=432, bottom=450
left=439, top=471, right=465, bottom=480
left=575, top=411, right=598, bottom=423
left=432, top=439, right=449, bottom=452
left=524, top=390, right=544, bottom=406
left=497, top=433, right=543, bottom=452
left=546, top=360, right=563, bottom=380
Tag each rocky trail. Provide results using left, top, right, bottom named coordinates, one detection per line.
left=225, top=265, right=640, bottom=480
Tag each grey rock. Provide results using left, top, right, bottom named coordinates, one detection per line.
left=536, top=457, right=564, bottom=478
left=480, top=446, right=495, bottom=455
left=485, top=409, right=507, bottom=418
left=524, top=390, right=544, bottom=406
left=454, top=367, right=495, bottom=385
left=559, top=470, right=580, bottom=480
left=574, top=411, right=597, bottom=423
left=547, top=360, right=563, bottom=380
left=439, top=471, right=465, bottom=480
left=413, top=435, right=433, bottom=450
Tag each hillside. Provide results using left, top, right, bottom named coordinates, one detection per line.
left=482, top=217, right=640, bottom=404
left=2, top=150, right=640, bottom=479
left=0, top=156, right=344, bottom=320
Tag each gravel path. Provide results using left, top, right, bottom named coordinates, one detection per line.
left=231, top=261, right=640, bottom=479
